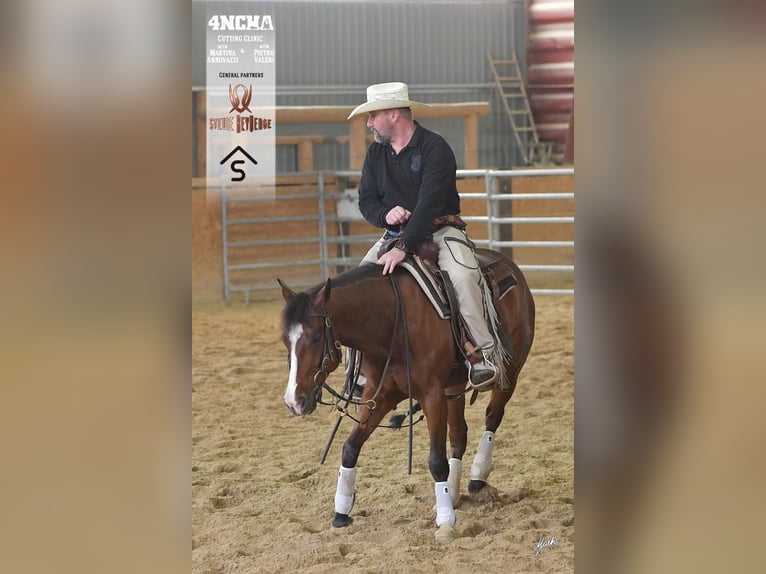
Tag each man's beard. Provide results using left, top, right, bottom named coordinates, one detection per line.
left=372, top=129, right=389, bottom=145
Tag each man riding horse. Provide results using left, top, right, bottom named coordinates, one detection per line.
left=349, top=82, right=501, bottom=389
left=279, top=87, right=536, bottom=537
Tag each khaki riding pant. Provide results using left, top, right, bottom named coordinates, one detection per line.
left=360, top=226, right=494, bottom=352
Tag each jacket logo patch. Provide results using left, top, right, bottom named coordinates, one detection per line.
left=410, top=154, right=422, bottom=172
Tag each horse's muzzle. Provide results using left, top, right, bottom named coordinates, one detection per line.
left=285, top=387, right=321, bottom=416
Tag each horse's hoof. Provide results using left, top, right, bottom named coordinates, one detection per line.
left=435, top=524, right=455, bottom=544
left=468, top=482, right=499, bottom=502
left=331, top=512, right=353, bottom=528
left=468, top=479, right=487, bottom=493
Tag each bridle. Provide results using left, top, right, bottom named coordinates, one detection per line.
left=301, top=275, right=403, bottom=414
left=304, top=311, right=343, bottom=389
left=304, top=305, right=387, bottom=413
left=306, top=276, right=416, bottom=423
left=303, top=275, right=422, bottom=475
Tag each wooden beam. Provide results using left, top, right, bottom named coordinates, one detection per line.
left=464, top=113, right=479, bottom=169
left=336, top=134, right=374, bottom=145
left=275, top=135, right=326, bottom=145
left=348, top=116, right=367, bottom=170
left=196, top=97, right=492, bottom=171
left=275, top=102, right=490, bottom=123
left=275, top=136, right=326, bottom=172
left=297, top=139, right=315, bottom=172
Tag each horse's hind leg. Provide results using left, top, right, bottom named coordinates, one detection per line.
left=332, top=392, right=401, bottom=529
left=468, top=372, right=520, bottom=494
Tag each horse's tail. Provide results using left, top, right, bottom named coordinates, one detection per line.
left=388, top=402, right=422, bottom=429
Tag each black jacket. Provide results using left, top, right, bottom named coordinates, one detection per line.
left=358, top=123, right=461, bottom=252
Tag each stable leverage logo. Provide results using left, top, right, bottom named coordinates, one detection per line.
left=208, top=84, right=273, bottom=134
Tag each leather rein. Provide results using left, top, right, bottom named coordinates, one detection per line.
left=308, top=275, right=422, bottom=417
left=310, top=274, right=422, bottom=474
left=307, top=280, right=398, bottom=417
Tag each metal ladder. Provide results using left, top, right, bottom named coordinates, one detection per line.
left=487, top=50, right=551, bottom=165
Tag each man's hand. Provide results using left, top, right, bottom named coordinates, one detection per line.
left=377, top=247, right=406, bottom=275
left=385, top=206, right=411, bottom=226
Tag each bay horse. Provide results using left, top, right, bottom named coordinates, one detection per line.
left=278, top=250, right=534, bottom=542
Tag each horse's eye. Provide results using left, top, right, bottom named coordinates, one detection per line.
left=311, top=333, right=321, bottom=345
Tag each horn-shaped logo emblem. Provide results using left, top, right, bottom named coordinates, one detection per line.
left=229, top=84, right=252, bottom=114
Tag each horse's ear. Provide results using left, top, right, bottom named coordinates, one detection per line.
left=314, top=279, right=332, bottom=306
left=277, top=278, right=296, bottom=301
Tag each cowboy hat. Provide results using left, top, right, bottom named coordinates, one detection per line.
left=347, top=82, right=431, bottom=119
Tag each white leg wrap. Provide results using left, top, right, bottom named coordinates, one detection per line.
left=434, top=481, right=456, bottom=527
left=334, top=466, right=357, bottom=515
left=447, top=458, right=462, bottom=506
left=470, top=431, right=495, bottom=482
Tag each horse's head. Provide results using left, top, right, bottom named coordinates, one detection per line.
left=278, top=278, right=342, bottom=416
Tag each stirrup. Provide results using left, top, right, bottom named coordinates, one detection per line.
left=468, top=376, right=497, bottom=392
left=467, top=354, right=498, bottom=391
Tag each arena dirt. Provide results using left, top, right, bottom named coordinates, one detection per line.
left=192, top=296, right=573, bottom=573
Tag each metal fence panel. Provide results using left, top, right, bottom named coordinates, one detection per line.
left=217, top=168, right=573, bottom=303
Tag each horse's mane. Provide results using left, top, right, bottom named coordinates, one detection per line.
left=281, top=264, right=385, bottom=329
left=327, top=263, right=384, bottom=289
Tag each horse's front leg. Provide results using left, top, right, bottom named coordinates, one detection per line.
left=421, top=390, right=456, bottom=543
left=447, top=393, right=467, bottom=506
left=332, top=390, right=401, bottom=528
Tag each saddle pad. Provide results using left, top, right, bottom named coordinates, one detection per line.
left=399, top=259, right=451, bottom=319
left=399, top=249, right=520, bottom=318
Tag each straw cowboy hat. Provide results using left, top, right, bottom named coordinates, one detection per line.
left=347, top=82, right=431, bottom=119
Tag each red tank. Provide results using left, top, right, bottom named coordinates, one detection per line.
left=526, top=0, right=574, bottom=163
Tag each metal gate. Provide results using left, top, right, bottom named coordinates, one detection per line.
left=220, top=168, right=573, bottom=303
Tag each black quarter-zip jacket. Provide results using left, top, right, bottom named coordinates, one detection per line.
left=358, top=122, right=461, bottom=252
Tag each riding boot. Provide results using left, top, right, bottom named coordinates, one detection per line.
left=466, top=349, right=498, bottom=391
